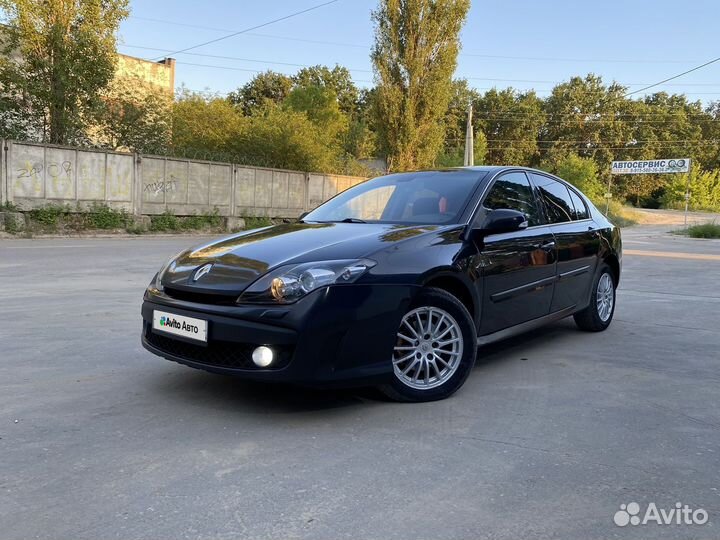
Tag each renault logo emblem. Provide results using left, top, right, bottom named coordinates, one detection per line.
left=193, top=263, right=213, bottom=282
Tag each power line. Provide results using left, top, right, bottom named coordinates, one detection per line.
left=485, top=138, right=716, bottom=143
left=151, top=0, right=343, bottom=60
left=128, top=16, right=699, bottom=65
left=460, top=52, right=692, bottom=64
left=477, top=142, right=718, bottom=150
left=122, top=45, right=373, bottom=72
left=472, top=111, right=717, bottom=118
left=129, top=16, right=369, bottom=50
left=625, top=55, right=720, bottom=96
left=125, top=46, right=720, bottom=90
left=174, top=61, right=374, bottom=84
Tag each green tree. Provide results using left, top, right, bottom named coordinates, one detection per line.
left=544, top=152, right=604, bottom=201
left=436, top=130, right=487, bottom=167
left=96, top=78, right=171, bottom=154
left=371, top=0, right=470, bottom=171
left=171, top=89, right=244, bottom=160
left=343, top=87, right=379, bottom=160
left=475, top=88, right=544, bottom=166
left=0, top=0, right=129, bottom=144
left=229, top=104, right=340, bottom=172
left=699, top=101, right=720, bottom=170
left=293, top=64, right=359, bottom=116
left=541, top=74, right=632, bottom=169
left=228, top=70, right=293, bottom=116
left=439, top=79, right=480, bottom=162
left=662, top=168, right=720, bottom=211
left=284, top=84, right=348, bottom=142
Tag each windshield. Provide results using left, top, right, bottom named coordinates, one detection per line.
left=304, top=170, right=486, bottom=225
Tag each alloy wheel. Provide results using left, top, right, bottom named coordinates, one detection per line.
left=392, top=306, right=464, bottom=390
left=596, top=273, right=614, bottom=322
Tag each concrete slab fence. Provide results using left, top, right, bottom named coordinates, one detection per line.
left=0, top=140, right=367, bottom=219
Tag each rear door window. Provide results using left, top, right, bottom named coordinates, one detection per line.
left=531, top=174, right=575, bottom=224
left=568, top=189, right=590, bottom=220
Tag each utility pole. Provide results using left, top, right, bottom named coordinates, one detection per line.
left=464, top=104, right=474, bottom=167
left=683, top=172, right=691, bottom=228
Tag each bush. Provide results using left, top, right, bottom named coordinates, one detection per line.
left=685, top=222, right=720, bottom=238
left=550, top=153, right=605, bottom=200
left=590, top=198, right=640, bottom=227
left=2, top=201, right=20, bottom=212
left=662, top=169, right=720, bottom=212
left=85, top=203, right=129, bottom=229
left=150, top=211, right=181, bottom=232
left=150, top=209, right=223, bottom=232
left=182, top=209, right=223, bottom=230
left=28, top=204, right=68, bottom=230
left=242, top=215, right=273, bottom=230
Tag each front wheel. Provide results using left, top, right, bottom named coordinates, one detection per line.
left=379, top=288, right=477, bottom=402
left=573, top=264, right=616, bottom=332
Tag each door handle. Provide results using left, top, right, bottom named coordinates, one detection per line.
left=540, top=241, right=556, bottom=251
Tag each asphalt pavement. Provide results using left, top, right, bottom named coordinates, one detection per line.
left=1, top=225, right=719, bottom=540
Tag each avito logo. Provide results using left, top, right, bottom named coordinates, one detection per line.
left=614, top=502, right=708, bottom=527
left=160, top=316, right=199, bottom=334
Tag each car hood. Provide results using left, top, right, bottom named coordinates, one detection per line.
left=160, top=221, right=455, bottom=294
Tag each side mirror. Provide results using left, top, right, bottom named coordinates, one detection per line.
left=477, top=209, right=529, bottom=236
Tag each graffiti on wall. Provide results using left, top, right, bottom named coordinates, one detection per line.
left=143, top=176, right=178, bottom=195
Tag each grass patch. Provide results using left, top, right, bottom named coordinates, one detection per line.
left=593, top=199, right=641, bottom=227
left=684, top=222, right=720, bottom=238
left=28, top=204, right=68, bottom=230
left=1, top=201, right=20, bottom=212
left=25, top=203, right=131, bottom=233
left=3, top=213, right=21, bottom=233
left=150, top=211, right=181, bottom=232
left=84, top=203, right=130, bottom=229
left=150, top=209, right=223, bottom=232
left=242, top=215, right=273, bottom=230
left=182, top=209, right=223, bottom=230
left=125, top=222, right=147, bottom=235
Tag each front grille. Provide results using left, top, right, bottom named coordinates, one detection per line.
left=163, top=286, right=239, bottom=305
left=145, top=326, right=292, bottom=370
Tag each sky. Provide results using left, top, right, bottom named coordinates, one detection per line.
left=118, top=0, right=720, bottom=102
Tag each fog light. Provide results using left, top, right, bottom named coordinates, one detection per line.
left=252, top=346, right=274, bottom=367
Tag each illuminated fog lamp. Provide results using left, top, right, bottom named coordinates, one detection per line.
left=252, top=346, right=274, bottom=367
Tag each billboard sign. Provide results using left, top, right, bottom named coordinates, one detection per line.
left=611, top=158, right=690, bottom=175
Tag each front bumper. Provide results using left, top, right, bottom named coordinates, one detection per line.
left=141, top=283, right=419, bottom=386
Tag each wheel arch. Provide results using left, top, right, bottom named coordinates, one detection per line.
left=422, top=272, right=478, bottom=324
left=604, top=253, right=620, bottom=286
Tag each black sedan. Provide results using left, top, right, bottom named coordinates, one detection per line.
left=142, top=166, right=621, bottom=402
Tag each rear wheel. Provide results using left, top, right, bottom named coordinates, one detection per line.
left=380, top=288, right=477, bottom=402
left=573, top=264, right=616, bottom=332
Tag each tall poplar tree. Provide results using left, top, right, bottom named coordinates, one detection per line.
left=371, top=0, right=470, bottom=171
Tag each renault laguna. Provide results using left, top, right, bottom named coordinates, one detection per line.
left=141, top=166, right=621, bottom=402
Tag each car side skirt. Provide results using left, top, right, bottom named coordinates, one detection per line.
left=477, top=305, right=577, bottom=346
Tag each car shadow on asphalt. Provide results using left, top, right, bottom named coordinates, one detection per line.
left=146, top=320, right=577, bottom=412
left=147, top=368, right=384, bottom=414
left=476, top=319, right=575, bottom=367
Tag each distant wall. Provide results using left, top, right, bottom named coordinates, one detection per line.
left=115, top=54, right=175, bottom=96
left=0, top=140, right=367, bottom=218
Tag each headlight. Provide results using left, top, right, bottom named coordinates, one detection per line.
left=152, top=251, right=186, bottom=292
left=238, top=259, right=376, bottom=304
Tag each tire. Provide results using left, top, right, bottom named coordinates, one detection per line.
left=573, top=263, right=616, bottom=332
left=379, top=287, right=477, bottom=402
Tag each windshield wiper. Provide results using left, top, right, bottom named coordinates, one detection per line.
left=339, top=217, right=367, bottom=223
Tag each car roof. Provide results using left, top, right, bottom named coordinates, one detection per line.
left=451, top=166, right=548, bottom=175
left=401, top=166, right=550, bottom=175
left=384, top=166, right=570, bottom=185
